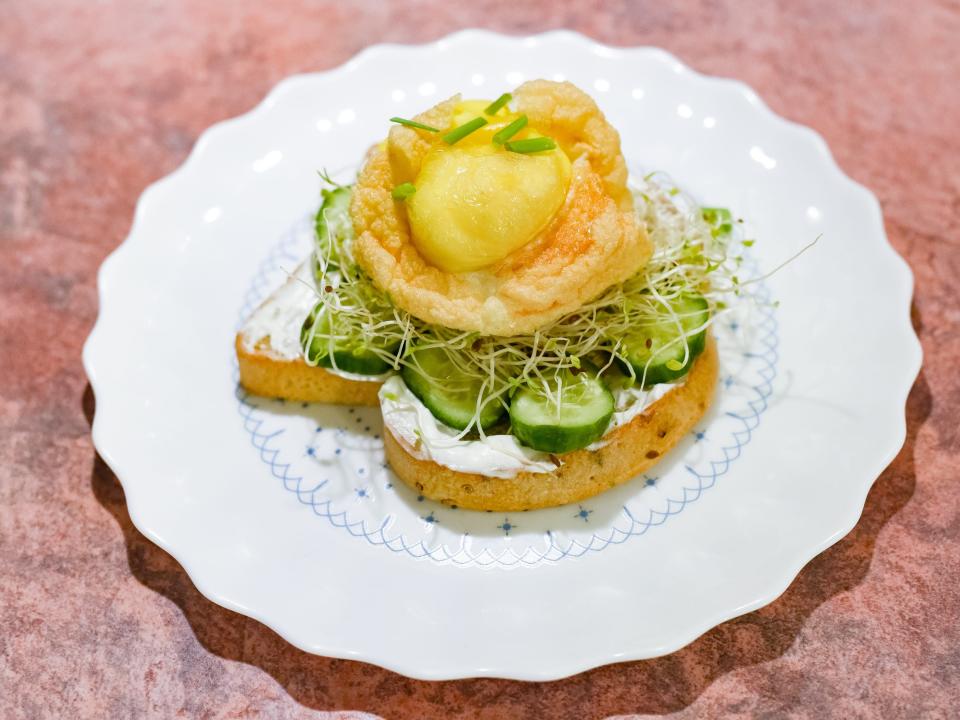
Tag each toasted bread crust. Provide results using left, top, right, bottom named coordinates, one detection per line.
left=236, top=334, right=381, bottom=406
left=383, top=337, right=719, bottom=511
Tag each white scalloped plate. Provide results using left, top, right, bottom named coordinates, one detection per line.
left=83, top=30, right=920, bottom=680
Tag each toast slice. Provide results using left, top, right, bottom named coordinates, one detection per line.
left=236, top=261, right=381, bottom=406
left=383, top=337, right=718, bottom=511
left=236, top=263, right=718, bottom=511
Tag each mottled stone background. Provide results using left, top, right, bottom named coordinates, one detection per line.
left=1, top=1, right=957, bottom=717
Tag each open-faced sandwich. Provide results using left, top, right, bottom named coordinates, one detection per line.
left=237, top=80, right=748, bottom=511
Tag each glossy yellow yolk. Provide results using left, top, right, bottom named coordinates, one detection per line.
left=405, top=102, right=572, bottom=273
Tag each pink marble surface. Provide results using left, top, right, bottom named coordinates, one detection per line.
left=1, top=1, right=958, bottom=717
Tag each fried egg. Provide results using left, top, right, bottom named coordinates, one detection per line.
left=350, top=80, right=650, bottom=336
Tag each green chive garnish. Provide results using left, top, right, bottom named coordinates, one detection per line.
left=443, top=117, right=487, bottom=145
left=505, top=137, right=557, bottom=154
left=492, top=115, right=528, bottom=145
left=390, top=117, right=439, bottom=132
left=391, top=182, right=416, bottom=200
left=484, top=93, right=512, bottom=116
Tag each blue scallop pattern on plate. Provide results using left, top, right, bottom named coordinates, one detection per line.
left=236, top=214, right=778, bottom=566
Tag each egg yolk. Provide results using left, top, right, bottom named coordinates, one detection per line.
left=405, top=102, right=572, bottom=273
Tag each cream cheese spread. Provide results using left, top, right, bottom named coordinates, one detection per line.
left=379, top=374, right=680, bottom=478
left=241, top=261, right=317, bottom=360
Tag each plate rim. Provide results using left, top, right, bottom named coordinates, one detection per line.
left=82, top=28, right=923, bottom=680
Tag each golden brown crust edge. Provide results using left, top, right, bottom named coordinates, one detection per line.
left=235, top=334, right=381, bottom=406
left=384, top=336, right=719, bottom=511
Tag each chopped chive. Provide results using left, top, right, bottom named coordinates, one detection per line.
left=443, top=116, right=487, bottom=145
left=505, top=137, right=557, bottom=154
left=390, top=117, right=439, bottom=132
left=742, top=239, right=755, bottom=247
left=484, top=93, right=512, bottom=115
left=391, top=182, right=416, bottom=200
left=492, top=114, right=528, bottom=145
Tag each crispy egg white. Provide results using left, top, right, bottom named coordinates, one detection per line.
left=351, top=80, right=650, bottom=336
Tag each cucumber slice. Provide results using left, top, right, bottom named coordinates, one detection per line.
left=509, top=369, right=614, bottom=453
left=621, top=293, right=710, bottom=386
left=401, top=347, right=505, bottom=431
left=300, top=302, right=397, bottom=375
left=313, top=185, right=353, bottom=275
